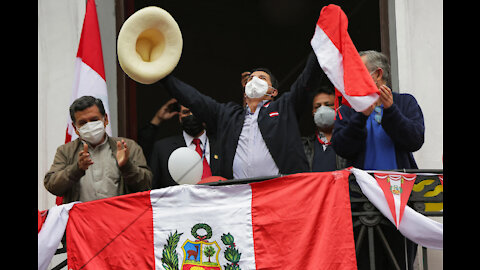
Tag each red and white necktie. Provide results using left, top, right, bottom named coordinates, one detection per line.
left=192, top=138, right=212, bottom=179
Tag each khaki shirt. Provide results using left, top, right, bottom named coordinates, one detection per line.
left=44, top=136, right=152, bottom=204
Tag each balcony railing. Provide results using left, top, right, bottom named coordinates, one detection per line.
left=48, top=169, right=443, bottom=270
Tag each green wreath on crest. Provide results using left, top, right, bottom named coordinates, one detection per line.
left=191, top=223, right=213, bottom=241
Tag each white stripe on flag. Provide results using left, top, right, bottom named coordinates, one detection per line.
left=311, top=25, right=344, bottom=92
left=151, top=184, right=256, bottom=268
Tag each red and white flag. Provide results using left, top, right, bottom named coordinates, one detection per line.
left=57, top=0, right=111, bottom=206
left=39, top=171, right=358, bottom=269
left=311, top=4, right=380, bottom=112
left=65, top=0, right=112, bottom=144
left=38, top=202, right=78, bottom=270
left=350, top=168, right=443, bottom=249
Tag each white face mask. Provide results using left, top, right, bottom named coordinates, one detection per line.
left=314, top=106, right=336, bottom=129
left=77, top=120, right=106, bottom=145
left=244, top=76, right=269, bottom=98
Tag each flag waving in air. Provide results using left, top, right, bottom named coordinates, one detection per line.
left=58, top=0, right=111, bottom=206
left=311, top=4, right=380, bottom=112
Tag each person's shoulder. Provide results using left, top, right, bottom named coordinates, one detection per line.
left=394, top=91, right=420, bottom=107
left=57, top=138, right=81, bottom=151
left=394, top=91, right=416, bottom=100
left=153, top=135, right=184, bottom=147
left=222, top=101, right=244, bottom=112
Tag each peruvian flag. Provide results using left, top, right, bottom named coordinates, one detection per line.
left=311, top=4, right=380, bottom=112
left=58, top=0, right=112, bottom=205
left=38, top=171, right=358, bottom=269
left=350, top=168, right=443, bottom=249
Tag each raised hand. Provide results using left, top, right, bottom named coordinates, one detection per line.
left=151, top=98, right=179, bottom=125
left=116, top=139, right=130, bottom=167
left=78, top=143, right=93, bottom=171
left=378, top=85, right=393, bottom=109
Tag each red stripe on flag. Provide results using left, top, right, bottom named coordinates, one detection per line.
left=38, top=210, right=48, bottom=233
left=315, top=4, right=345, bottom=52
left=76, top=0, right=106, bottom=80
left=315, top=4, right=378, bottom=98
left=66, top=191, right=154, bottom=269
left=250, top=171, right=357, bottom=269
left=65, top=125, right=72, bottom=144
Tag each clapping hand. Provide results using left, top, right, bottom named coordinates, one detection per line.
left=116, top=139, right=129, bottom=167
left=78, top=143, right=93, bottom=171
left=361, top=84, right=393, bottom=116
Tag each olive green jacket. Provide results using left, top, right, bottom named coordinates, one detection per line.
left=44, top=136, right=152, bottom=204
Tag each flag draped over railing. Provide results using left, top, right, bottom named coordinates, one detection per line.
left=39, top=171, right=358, bottom=270
left=350, top=168, right=443, bottom=249
left=38, top=169, right=443, bottom=269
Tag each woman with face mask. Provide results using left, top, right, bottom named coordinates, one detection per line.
left=301, top=87, right=346, bottom=172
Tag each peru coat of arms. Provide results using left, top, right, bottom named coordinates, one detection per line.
left=161, top=223, right=241, bottom=270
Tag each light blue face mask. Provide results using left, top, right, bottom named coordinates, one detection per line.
left=314, top=106, right=336, bottom=129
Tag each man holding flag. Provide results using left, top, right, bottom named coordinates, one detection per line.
left=331, top=50, right=425, bottom=270
left=331, top=50, right=425, bottom=171
left=311, top=5, right=425, bottom=269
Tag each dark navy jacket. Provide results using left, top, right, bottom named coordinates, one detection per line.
left=161, top=52, right=324, bottom=179
left=331, top=92, right=424, bottom=170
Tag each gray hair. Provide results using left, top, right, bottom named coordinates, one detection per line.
left=359, top=50, right=391, bottom=87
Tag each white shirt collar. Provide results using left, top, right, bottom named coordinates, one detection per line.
left=183, top=130, right=207, bottom=147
